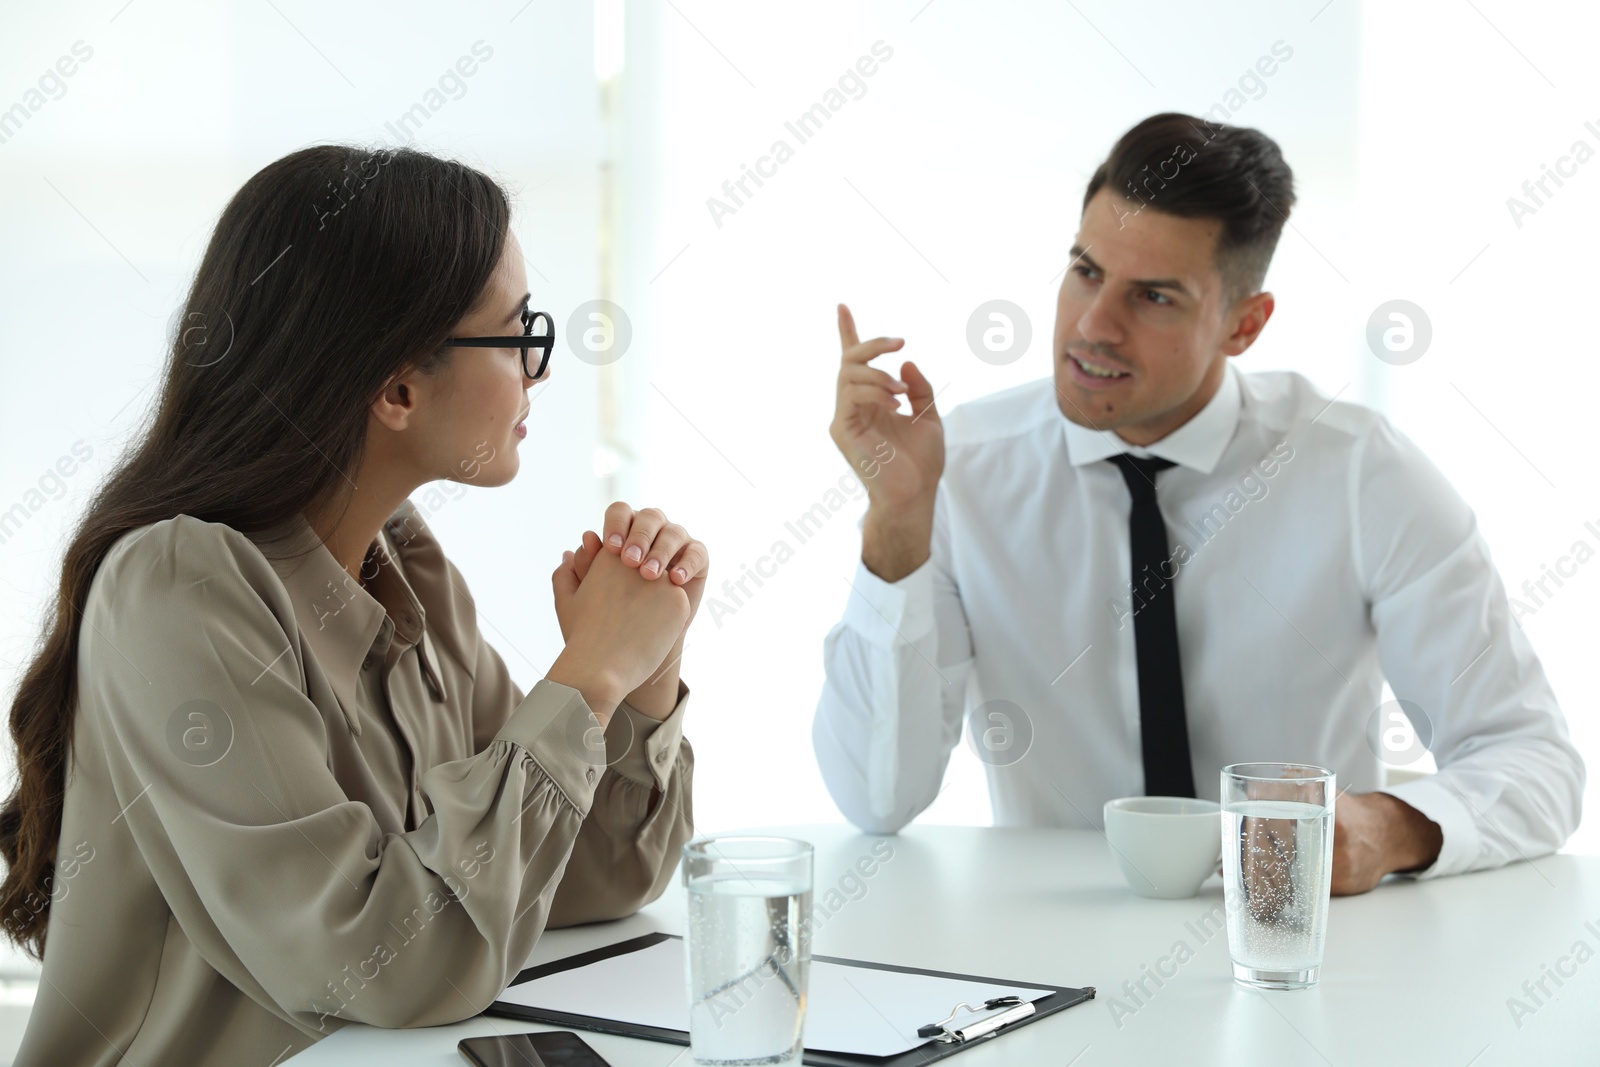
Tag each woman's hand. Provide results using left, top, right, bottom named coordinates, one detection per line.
left=600, top=503, right=709, bottom=620
left=548, top=524, right=692, bottom=726
left=589, top=503, right=710, bottom=719
left=552, top=503, right=709, bottom=722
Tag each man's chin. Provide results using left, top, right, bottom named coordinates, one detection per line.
left=1053, top=374, right=1134, bottom=429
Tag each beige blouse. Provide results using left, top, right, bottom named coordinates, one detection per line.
left=15, top=497, right=694, bottom=1066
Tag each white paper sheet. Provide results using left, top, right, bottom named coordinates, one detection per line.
left=496, top=938, right=1056, bottom=1058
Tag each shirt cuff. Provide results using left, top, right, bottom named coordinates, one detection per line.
left=495, top=678, right=607, bottom=815
left=841, top=557, right=935, bottom=650
left=607, top=680, right=690, bottom=793
left=1378, top=777, right=1482, bottom=879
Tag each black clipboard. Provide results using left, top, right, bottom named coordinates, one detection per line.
left=486, top=932, right=1096, bottom=1066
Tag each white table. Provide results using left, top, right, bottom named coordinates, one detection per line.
left=285, top=823, right=1600, bottom=1066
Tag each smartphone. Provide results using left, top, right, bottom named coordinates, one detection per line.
left=457, top=1030, right=614, bottom=1067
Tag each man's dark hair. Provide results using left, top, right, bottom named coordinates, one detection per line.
left=1083, top=112, right=1295, bottom=304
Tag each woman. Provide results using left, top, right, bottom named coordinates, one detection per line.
left=0, top=145, right=707, bottom=1065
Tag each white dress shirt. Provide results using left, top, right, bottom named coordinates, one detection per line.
left=812, top=362, right=1584, bottom=878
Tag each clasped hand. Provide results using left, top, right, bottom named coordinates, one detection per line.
left=549, top=502, right=709, bottom=725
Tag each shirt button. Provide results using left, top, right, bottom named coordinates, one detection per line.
left=654, top=751, right=667, bottom=765
left=585, top=769, right=597, bottom=785
left=363, top=654, right=377, bottom=671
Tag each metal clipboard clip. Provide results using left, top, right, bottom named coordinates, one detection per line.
left=916, top=995, right=1037, bottom=1044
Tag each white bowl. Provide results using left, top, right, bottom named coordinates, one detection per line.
left=1103, top=796, right=1223, bottom=899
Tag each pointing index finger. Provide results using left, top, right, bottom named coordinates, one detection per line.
left=839, top=304, right=904, bottom=366
left=838, top=303, right=860, bottom=351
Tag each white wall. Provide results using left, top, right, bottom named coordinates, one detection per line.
left=616, top=0, right=1368, bottom=832
left=0, top=2, right=1594, bottom=997
left=1354, top=0, right=1600, bottom=855
left=615, top=0, right=1600, bottom=854
left=0, top=1, right=610, bottom=978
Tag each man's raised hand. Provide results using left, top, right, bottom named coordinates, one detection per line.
left=828, top=303, right=945, bottom=581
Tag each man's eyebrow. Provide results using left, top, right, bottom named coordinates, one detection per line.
left=1132, top=276, right=1191, bottom=296
left=506, top=292, right=530, bottom=324
left=1067, top=245, right=1191, bottom=296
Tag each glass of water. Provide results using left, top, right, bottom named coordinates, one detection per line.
left=683, top=836, right=814, bottom=1066
left=1220, top=763, right=1335, bottom=990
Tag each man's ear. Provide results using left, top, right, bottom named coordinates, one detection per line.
left=1222, top=291, right=1275, bottom=357
left=371, top=372, right=421, bottom=432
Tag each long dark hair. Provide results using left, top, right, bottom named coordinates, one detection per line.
left=0, top=143, right=512, bottom=959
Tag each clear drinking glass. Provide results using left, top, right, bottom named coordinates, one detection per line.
left=1220, top=763, right=1336, bottom=990
left=683, top=836, right=814, bottom=1066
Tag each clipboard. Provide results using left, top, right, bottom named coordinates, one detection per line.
left=486, top=932, right=1095, bottom=1065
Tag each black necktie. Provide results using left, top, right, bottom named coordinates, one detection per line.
left=1108, top=453, right=1196, bottom=798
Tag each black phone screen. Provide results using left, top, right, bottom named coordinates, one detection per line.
left=457, top=1030, right=615, bottom=1067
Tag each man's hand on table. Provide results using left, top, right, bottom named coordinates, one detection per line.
left=1330, top=790, right=1443, bottom=895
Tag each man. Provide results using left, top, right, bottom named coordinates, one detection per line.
left=814, top=112, right=1583, bottom=894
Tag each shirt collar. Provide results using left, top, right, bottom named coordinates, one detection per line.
left=245, top=499, right=431, bottom=734
left=1061, top=360, right=1243, bottom=474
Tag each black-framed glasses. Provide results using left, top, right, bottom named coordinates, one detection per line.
left=442, top=308, right=554, bottom=380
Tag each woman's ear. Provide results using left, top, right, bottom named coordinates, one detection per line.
left=371, top=372, right=422, bottom=432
